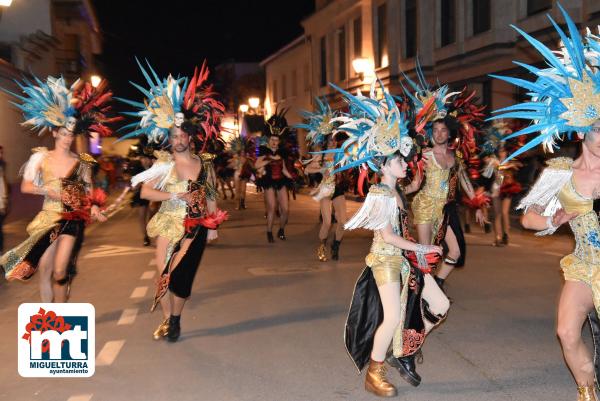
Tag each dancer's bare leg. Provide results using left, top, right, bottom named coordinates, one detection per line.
left=501, top=197, right=512, bottom=236
left=436, top=226, right=460, bottom=280
left=51, top=234, right=76, bottom=303
left=155, top=236, right=171, bottom=319
left=276, top=187, right=289, bottom=230
left=319, top=198, right=332, bottom=240
left=265, top=188, right=277, bottom=232
left=332, top=196, right=347, bottom=240
left=39, top=240, right=58, bottom=302
left=416, top=223, right=433, bottom=245
left=557, top=280, right=596, bottom=385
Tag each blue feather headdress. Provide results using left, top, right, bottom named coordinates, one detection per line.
left=400, top=59, right=460, bottom=135
left=116, top=58, right=189, bottom=144
left=2, top=75, right=78, bottom=135
left=294, top=97, right=338, bottom=147
left=320, top=79, right=411, bottom=173
left=489, top=4, right=600, bottom=162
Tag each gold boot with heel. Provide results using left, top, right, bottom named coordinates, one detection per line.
left=317, top=240, right=328, bottom=262
left=365, top=359, right=397, bottom=397
left=152, top=318, right=170, bottom=340
left=578, top=385, right=598, bottom=401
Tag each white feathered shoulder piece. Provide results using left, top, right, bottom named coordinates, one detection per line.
left=130, top=150, right=174, bottom=190
left=20, top=147, right=48, bottom=186
left=345, top=184, right=398, bottom=231
left=517, top=157, right=572, bottom=235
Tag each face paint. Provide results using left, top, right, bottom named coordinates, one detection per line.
left=65, top=116, right=77, bottom=132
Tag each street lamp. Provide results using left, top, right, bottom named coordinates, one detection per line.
left=248, top=97, right=260, bottom=109
left=352, top=57, right=375, bottom=83
left=239, top=104, right=249, bottom=113
left=90, top=75, right=102, bottom=88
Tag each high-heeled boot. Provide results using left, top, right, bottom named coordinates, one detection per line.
left=365, top=359, right=397, bottom=397
left=317, top=240, right=327, bottom=262
left=331, top=239, right=341, bottom=260
left=386, top=354, right=421, bottom=387
left=152, top=317, right=170, bottom=340
left=577, top=385, right=598, bottom=401
left=167, top=315, right=181, bottom=342
left=267, top=231, right=275, bottom=243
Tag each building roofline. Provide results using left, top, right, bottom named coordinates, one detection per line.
left=259, top=35, right=307, bottom=67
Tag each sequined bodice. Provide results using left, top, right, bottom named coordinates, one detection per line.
left=421, top=153, right=450, bottom=199
left=559, top=179, right=600, bottom=264
left=156, top=169, right=193, bottom=219
left=370, top=193, right=402, bottom=257
left=40, top=155, right=82, bottom=213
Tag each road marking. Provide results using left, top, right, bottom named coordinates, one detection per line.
left=130, top=286, right=148, bottom=299
left=67, top=395, right=93, bottom=401
left=96, top=340, right=125, bottom=366
left=82, top=245, right=153, bottom=259
left=148, top=259, right=156, bottom=266
left=117, top=308, right=138, bottom=326
left=507, top=243, right=522, bottom=248
left=544, top=251, right=565, bottom=257
left=140, top=270, right=155, bottom=280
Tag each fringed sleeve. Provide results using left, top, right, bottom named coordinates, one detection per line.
left=345, top=184, right=398, bottom=231
left=131, top=151, right=173, bottom=191
left=517, top=157, right=573, bottom=236
left=20, top=147, right=48, bottom=186
left=78, top=153, right=96, bottom=188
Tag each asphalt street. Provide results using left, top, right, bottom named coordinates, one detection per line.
left=0, top=188, right=585, bottom=401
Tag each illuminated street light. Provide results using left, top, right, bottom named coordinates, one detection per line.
left=0, top=0, right=13, bottom=6
left=91, top=75, right=102, bottom=88
left=248, top=97, right=260, bottom=109
left=239, top=104, right=249, bottom=113
left=352, top=57, right=375, bottom=83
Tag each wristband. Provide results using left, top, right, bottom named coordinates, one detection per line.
left=170, top=193, right=180, bottom=201
left=546, top=215, right=558, bottom=231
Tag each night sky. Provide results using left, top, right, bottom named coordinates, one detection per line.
left=92, top=0, right=315, bottom=101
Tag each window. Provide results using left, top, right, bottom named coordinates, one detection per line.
left=481, top=80, right=492, bottom=112
left=473, top=0, right=491, bottom=34
left=441, top=0, right=456, bottom=47
left=292, top=69, right=298, bottom=97
left=282, top=74, right=287, bottom=100
left=376, top=3, right=388, bottom=68
left=320, top=36, right=327, bottom=87
left=303, top=63, right=310, bottom=91
left=405, top=0, right=417, bottom=59
left=338, top=26, right=346, bottom=80
left=353, top=17, right=362, bottom=57
left=527, top=0, right=551, bottom=16
left=273, top=80, right=278, bottom=102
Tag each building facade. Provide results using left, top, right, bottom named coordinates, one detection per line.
left=263, top=0, right=600, bottom=153
left=0, top=0, right=103, bottom=183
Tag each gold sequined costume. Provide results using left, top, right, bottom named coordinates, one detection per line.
left=1, top=148, right=94, bottom=281
left=521, top=157, right=600, bottom=315
left=131, top=151, right=222, bottom=310
left=412, top=151, right=450, bottom=231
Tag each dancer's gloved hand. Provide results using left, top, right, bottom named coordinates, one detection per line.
left=207, top=229, right=218, bottom=242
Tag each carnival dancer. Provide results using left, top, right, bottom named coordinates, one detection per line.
left=228, top=135, right=255, bottom=210
left=403, top=75, right=487, bottom=291
left=490, top=7, right=600, bottom=399
left=0, top=76, right=118, bottom=302
left=255, top=108, right=293, bottom=242
left=324, top=80, right=449, bottom=396
left=121, top=59, right=227, bottom=342
left=480, top=122, right=522, bottom=246
left=296, top=98, right=350, bottom=261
